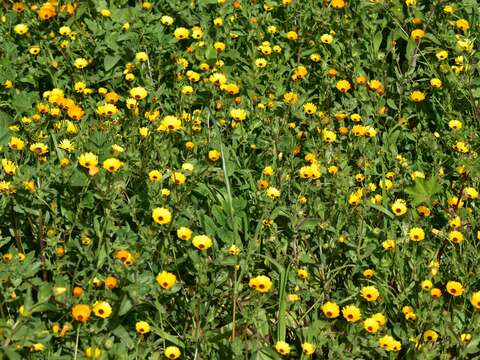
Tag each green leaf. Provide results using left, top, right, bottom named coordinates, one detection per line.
left=0, top=110, right=12, bottom=145
left=365, top=203, right=395, bottom=219
left=104, top=55, right=121, bottom=71
left=154, top=329, right=185, bottom=347
left=113, top=325, right=135, bottom=349
left=404, top=177, right=441, bottom=206
left=118, top=295, right=133, bottom=316
left=69, top=169, right=89, bottom=187
left=11, top=91, right=37, bottom=114
left=373, top=31, right=383, bottom=53
left=205, top=46, right=217, bottom=64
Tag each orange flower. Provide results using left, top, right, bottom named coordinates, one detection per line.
left=38, top=3, right=56, bottom=20
left=71, top=304, right=91, bottom=322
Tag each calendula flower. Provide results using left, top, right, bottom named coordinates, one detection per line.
left=342, top=304, right=361, bottom=322
left=409, top=227, right=425, bottom=241
left=360, top=286, right=380, bottom=301
left=446, top=281, right=464, bottom=296
left=423, top=330, right=439, bottom=342
left=336, top=80, right=351, bottom=93
left=192, top=235, right=213, bottom=250
left=364, top=318, right=380, bottom=333
left=152, top=207, right=172, bottom=225
left=136, top=321, right=151, bottom=334
left=164, top=346, right=181, bottom=359
left=103, top=158, right=124, bottom=173
left=250, top=275, right=272, bottom=293
left=391, top=199, right=407, bottom=216
left=92, top=301, right=112, bottom=318
left=322, top=301, right=340, bottom=318
left=470, top=291, right=480, bottom=309
left=274, top=341, right=291, bottom=355
left=78, top=152, right=98, bottom=169
left=410, top=90, right=426, bottom=102
left=156, top=271, right=177, bottom=289
left=71, top=304, right=91, bottom=322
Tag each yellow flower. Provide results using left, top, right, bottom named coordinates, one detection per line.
left=192, top=235, right=213, bottom=250
left=85, top=347, right=101, bottom=358
left=461, top=333, right=472, bottom=343
left=409, top=227, right=425, bottom=241
left=360, top=286, right=380, bottom=301
left=286, top=31, right=298, bottom=40
left=228, top=245, right=241, bottom=256
left=321, top=34, right=333, bottom=44
left=29, top=45, right=41, bottom=55
left=410, top=90, right=426, bottom=102
left=161, top=16, right=174, bottom=26
left=430, top=78, right=442, bottom=88
left=171, top=172, right=186, bottom=185
left=135, top=52, right=149, bottom=62
left=382, top=239, right=396, bottom=250
left=322, top=301, right=340, bottom=318
left=391, top=199, right=407, bottom=216
left=423, top=330, right=439, bottom=342
left=443, top=5, right=454, bottom=13
left=30, top=343, right=45, bottom=352
left=421, top=280, right=433, bottom=290
left=230, top=108, right=247, bottom=122
left=158, top=115, right=182, bottom=132
left=301, top=342, right=315, bottom=355
left=59, top=139, right=75, bottom=152
left=446, top=281, right=464, bottom=296
left=372, top=313, right=386, bottom=326
left=364, top=318, right=380, bottom=333
left=74, top=58, right=89, bottom=69
left=30, top=142, right=49, bottom=155
left=208, top=150, right=221, bottom=161
left=363, top=269, right=375, bottom=278
left=250, top=275, right=272, bottom=293
left=297, top=268, right=309, bottom=279
left=129, top=87, right=148, bottom=100
left=92, top=301, right=112, bottom=319
left=303, top=103, right=317, bottom=115
left=156, top=271, right=177, bottom=289
left=263, top=166, right=274, bottom=176
left=411, top=29, right=425, bottom=40
left=342, top=304, right=362, bottom=322
left=470, top=291, right=480, bottom=309
left=464, top=187, right=478, bottom=199
left=174, top=27, right=189, bottom=40
left=456, top=19, right=470, bottom=31
left=436, top=50, right=448, bottom=60
left=103, top=158, right=124, bottom=173
left=2, top=159, right=17, bottom=176
left=336, top=80, right=351, bottom=93
left=14, top=23, right=29, bottom=35
left=164, top=346, right=181, bottom=359
left=177, top=227, right=192, bottom=240
left=136, top=321, right=151, bottom=334
left=78, top=152, right=98, bottom=169
left=266, top=187, right=280, bottom=200
left=152, top=207, right=172, bottom=225
left=322, top=129, right=336, bottom=143
left=149, top=170, right=162, bottom=182
left=448, top=230, right=464, bottom=244
left=331, top=0, right=345, bottom=9
left=274, top=341, right=291, bottom=355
